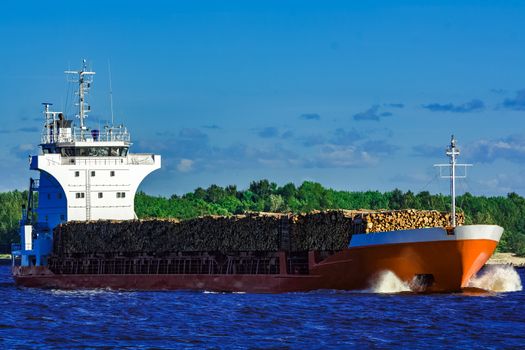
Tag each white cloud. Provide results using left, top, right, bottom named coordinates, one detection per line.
left=176, top=158, right=194, bottom=173
left=477, top=173, right=525, bottom=195
left=305, top=144, right=377, bottom=168
left=138, top=126, right=399, bottom=176
left=464, top=135, right=525, bottom=163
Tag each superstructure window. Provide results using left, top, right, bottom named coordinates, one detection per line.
left=74, top=171, right=79, bottom=177
left=110, top=147, right=128, bottom=157
left=110, top=171, right=115, bottom=177
left=98, top=193, right=103, bottom=198
left=59, top=147, right=128, bottom=157
left=61, top=148, right=76, bottom=157
left=76, top=193, right=85, bottom=199
left=47, top=194, right=51, bottom=200
left=91, top=171, right=96, bottom=177
left=116, top=192, right=126, bottom=198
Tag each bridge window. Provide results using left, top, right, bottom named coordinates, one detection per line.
left=61, top=148, right=75, bottom=157
left=59, top=147, right=129, bottom=157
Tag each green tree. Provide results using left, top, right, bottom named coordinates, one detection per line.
left=205, top=184, right=227, bottom=203
left=249, top=179, right=276, bottom=201
left=388, top=189, right=404, bottom=210
left=277, top=183, right=297, bottom=201
left=267, top=194, right=286, bottom=212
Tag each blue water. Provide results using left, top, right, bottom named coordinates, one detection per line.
left=1, top=265, right=524, bottom=349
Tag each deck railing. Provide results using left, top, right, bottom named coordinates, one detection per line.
left=48, top=252, right=286, bottom=275
left=41, top=126, right=131, bottom=144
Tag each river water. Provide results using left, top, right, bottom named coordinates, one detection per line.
left=1, top=265, right=523, bottom=349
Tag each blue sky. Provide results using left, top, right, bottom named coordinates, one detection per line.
left=0, top=1, right=524, bottom=196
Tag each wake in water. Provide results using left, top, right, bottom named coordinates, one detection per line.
left=468, top=265, right=523, bottom=292
left=368, top=271, right=411, bottom=293
left=48, top=288, right=120, bottom=296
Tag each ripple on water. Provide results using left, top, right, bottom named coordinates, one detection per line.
left=0, top=266, right=524, bottom=349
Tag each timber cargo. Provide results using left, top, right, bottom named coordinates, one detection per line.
left=52, top=209, right=465, bottom=256
left=11, top=61, right=503, bottom=293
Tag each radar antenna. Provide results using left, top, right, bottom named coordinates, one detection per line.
left=65, top=59, right=95, bottom=139
left=434, top=135, right=472, bottom=227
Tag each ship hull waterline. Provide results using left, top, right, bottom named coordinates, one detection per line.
left=12, top=225, right=501, bottom=293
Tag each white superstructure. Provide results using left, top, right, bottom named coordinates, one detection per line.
left=14, top=60, right=161, bottom=266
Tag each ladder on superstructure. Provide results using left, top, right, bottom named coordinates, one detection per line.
left=25, top=178, right=39, bottom=225
left=85, top=170, right=91, bottom=221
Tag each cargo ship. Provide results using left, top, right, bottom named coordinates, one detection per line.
left=11, top=61, right=503, bottom=292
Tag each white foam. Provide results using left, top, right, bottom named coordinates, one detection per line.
left=369, top=270, right=411, bottom=293
left=47, top=288, right=115, bottom=297
left=468, top=265, right=523, bottom=292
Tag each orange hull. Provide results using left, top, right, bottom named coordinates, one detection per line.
left=311, top=238, right=498, bottom=292
left=13, top=233, right=499, bottom=293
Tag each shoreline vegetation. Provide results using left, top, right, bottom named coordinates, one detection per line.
left=1, top=180, right=525, bottom=256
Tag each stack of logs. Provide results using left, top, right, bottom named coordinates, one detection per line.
left=352, top=209, right=465, bottom=234
left=53, top=209, right=464, bottom=256
left=290, top=210, right=356, bottom=251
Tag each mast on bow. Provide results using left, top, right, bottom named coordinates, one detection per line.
left=434, top=135, right=472, bottom=227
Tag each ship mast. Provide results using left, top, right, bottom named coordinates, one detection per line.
left=447, top=136, right=459, bottom=226
left=65, top=59, right=95, bottom=140
left=434, top=135, right=472, bottom=227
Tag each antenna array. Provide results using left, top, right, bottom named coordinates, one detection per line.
left=64, top=59, right=96, bottom=139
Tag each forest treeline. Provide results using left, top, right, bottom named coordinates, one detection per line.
left=1, top=180, right=525, bottom=255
